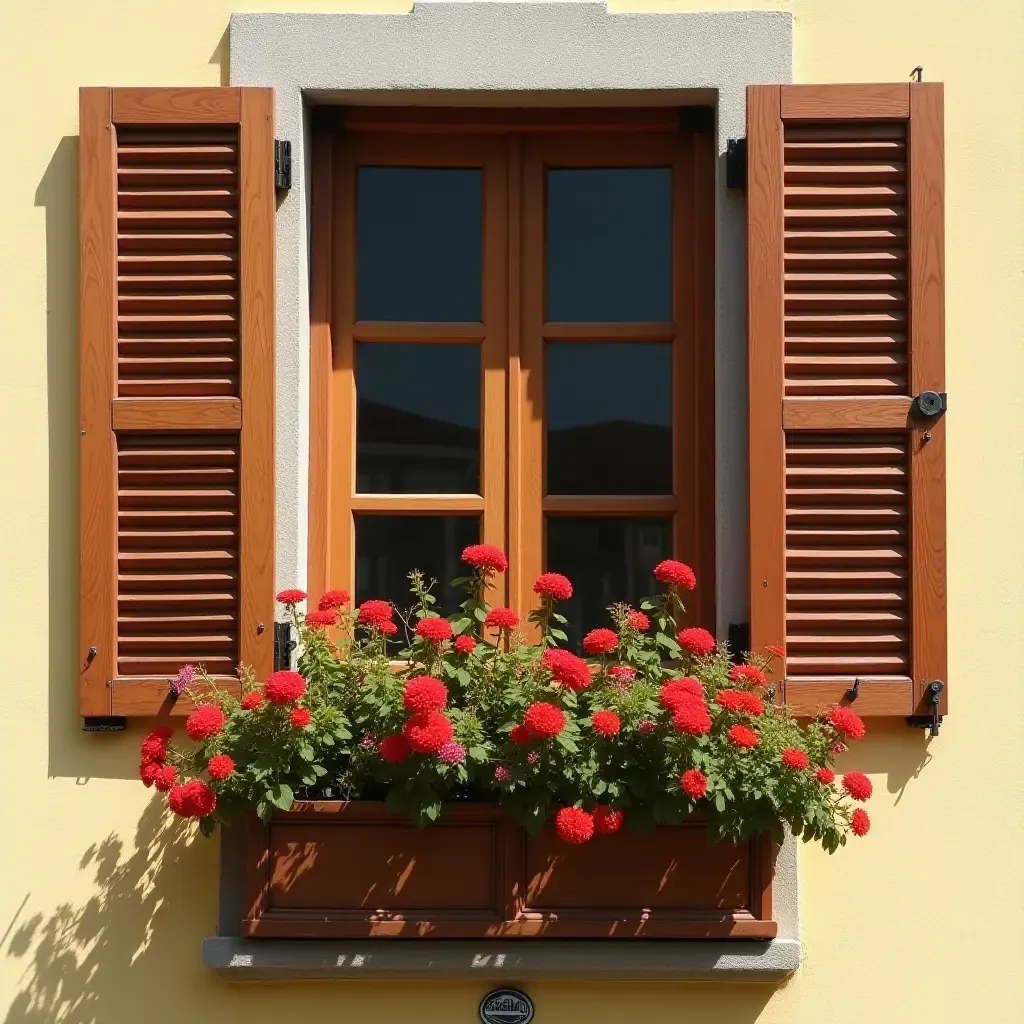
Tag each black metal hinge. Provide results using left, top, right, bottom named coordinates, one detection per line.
left=275, top=140, right=292, bottom=191
left=907, top=680, right=944, bottom=737
left=83, top=716, right=127, bottom=732
left=274, top=620, right=296, bottom=672
left=726, top=138, right=747, bottom=191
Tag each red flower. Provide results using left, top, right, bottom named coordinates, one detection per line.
left=660, top=677, right=704, bottom=711
left=542, top=648, right=591, bottom=690
left=357, top=600, right=393, bottom=629
left=207, top=754, right=235, bottom=780
left=290, top=706, right=311, bottom=729
left=766, top=644, right=785, bottom=659
left=379, top=620, right=398, bottom=636
left=653, top=560, right=696, bottom=590
left=169, top=779, right=217, bottom=819
left=591, top=710, right=621, bottom=737
left=828, top=706, right=867, bottom=741
left=582, top=628, right=618, bottom=655
left=673, top=701, right=712, bottom=736
left=263, top=670, right=307, bottom=705
left=185, top=704, right=226, bottom=741
left=140, top=733, right=168, bottom=762
left=729, top=664, right=767, bottom=687
left=509, top=724, right=532, bottom=745
left=715, top=689, right=746, bottom=713
left=139, top=758, right=161, bottom=788
left=533, top=572, right=573, bottom=601
left=304, top=609, right=338, bottom=629
left=461, top=544, right=508, bottom=573
left=728, top=724, right=759, bottom=749
left=554, top=807, right=594, bottom=844
left=607, top=666, right=636, bottom=682
left=637, top=719, right=657, bottom=735
left=677, top=627, right=716, bottom=657
left=680, top=769, right=708, bottom=799
left=403, top=676, right=448, bottom=715
left=740, top=692, right=765, bottom=716
left=318, top=588, right=350, bottom=610
left=485, top=607, right=520, bottom=632
left=151, top=725, right=173, bottom=741
left=816, top=766, right=835, bottom=785
left=842, top=771, right=873, bottom=801
left=415, top=617, right=453, bottom=644
left=454, top=635, right=476, bottom=655
left=276, top=588, right=307, bottom=605
left=592, top=806, right=625, bottom=835
left=240, top=691, right=263, bottom=711
left=403, top=711, right=454, bottom=755
left=379, top=734, right=411, bottom=764
left=153, top=764, right=177, bottom=792
left=850, top=808, right=871, bottom=836
left=782, top=748, right=810, bottom=770
left=625, top=609, right=650, bottom=632
left=524, top=702, right=566, bottom=739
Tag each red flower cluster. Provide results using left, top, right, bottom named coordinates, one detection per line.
left=782, top=748, right=810, bottom=770
left=305, top=609, right=338, bottom=629
left=403, top=676, right=448, bottom=715
left=415, top=617, right=453, bottom=644
left=850, top=808, right=871, bottom=836
left=828, top=706, right=866, bottom=741
left=673, top=699, right=712, bottom=736
left=524, top=701, right=566, bottom=739
left=509, top=724, right=532, bottom=745
left=653, top=560, right=696, bottom=590
left=240, top=691, right=263, bottom=711
left=660, top=677, right=703, bottom=711
left=592, top=806, right=624, bottom=835
left=816, top=766, right=835, bottom=785
left=716, top=689, right=764, bottom=716
left=728, top=724, right=759, bottom=749
left=485, top=607, right=520, bottom=632
left=461, top=544, right=508, bottom=573
left=186, top=704, right=226, bottom=742
left=729, top=664, right=767, bottom=687
left=680, top=769, right=708, bottom=799
left=140, top=728, right=171, bottom=761
left=582, top=628, right=618, bottom=655
left=625, top=609, right=650, bottom=632
left=403, top=711, right=454, bottom=754
left=357, top=600, right=393, bottom=629
left=169, top=779, right=217, bottom=819
left=207, top=754, right=235, bottom=780
left=677, top=627, right=715, bottom=657
left=379, top=620, right=398, bottom=636
left=454, top=635, right=476, bottom=655
left=766, top=644, right=785, bottom=659
left=542, top=648, right=591, bottom=690
left=264, top=670, right=306, bottom=705
left=380, top=734, right=411, bottom=764
left=591, top=710, right=621, bottom=737
left=533, top=572, right=573, bottom=601
left=318, top=588, right=350, bottom=610
left=276, top=588, right=307, bottom=605
left=555, top=806, right=594, bottom=844
left=139, top=759, right=161, bottom=787
left=842, top=771, right=872, bottom=801
left=607, top=665, right=636, bottom=683
left=153, top=765, right=177, bottom=792
left=290, top=706, right=312, bottom=729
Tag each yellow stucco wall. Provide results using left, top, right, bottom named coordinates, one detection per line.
left=2, top=1, right=1022, bottom=1021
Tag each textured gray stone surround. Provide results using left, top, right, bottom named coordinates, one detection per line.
left=224, top=1, right=797, bottom=980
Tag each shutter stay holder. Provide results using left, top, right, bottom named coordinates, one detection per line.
left=906, top=680, right=944, bottom=737
left=274, top=621, right=296, bottom=672
left=726, top=138, right=747, bottom=191
left=275, top=140, right=292, bottom=190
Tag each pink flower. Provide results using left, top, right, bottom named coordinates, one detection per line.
left=494, top=765, right=513, bottom=782
left=437, top=742, right=467, bottom=766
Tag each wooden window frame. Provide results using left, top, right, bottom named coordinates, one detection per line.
left=307, top=108, right=716, bottom=629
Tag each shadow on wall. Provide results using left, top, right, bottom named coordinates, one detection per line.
left=2, top=797, right=222, bottom=1024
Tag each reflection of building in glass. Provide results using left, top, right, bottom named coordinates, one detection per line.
left=547, top=419, right=672, bottom=496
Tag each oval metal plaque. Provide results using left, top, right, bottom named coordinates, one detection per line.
left=480, top=988, right=535, bottom=1024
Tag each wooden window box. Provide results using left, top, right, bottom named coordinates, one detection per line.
left=241, top=802, right=777, bottom=940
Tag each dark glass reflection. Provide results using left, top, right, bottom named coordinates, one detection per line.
left=355, top=515, right=479, bottom=620
left=547, top=342, right=672, bottom=495
left=546, top=517, right=672, bottom=651
left=357, top=167, right=483, bottom=322
left=546, top=168, right=672, bottom=322
left=356, top=343, right=480, bottom=494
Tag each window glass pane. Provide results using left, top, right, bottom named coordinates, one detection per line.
left=357, top=167, right=483, bottom=322
left=355, top=515, right=479, bottom=619
left=546, top=168, right=672, bottom=322
left=356, top=343, right=480, bottom=494
left=546, top=517, right=672, bottom=651
left=547, top=342, right=672, bottom=495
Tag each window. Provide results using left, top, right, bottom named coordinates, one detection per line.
left=309, top=109, right=716, bottom=636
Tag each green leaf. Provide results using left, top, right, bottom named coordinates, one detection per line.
left=299, top=743, right=315, bottom=761
left=199, top=815, right=216, bottom=838
left=549, top=628, right=568, bottom=642
left=268, top=783, right=294, bottom=811
left=468, top=745, right=488, bottom=762
left=714, top=792, right=726, bottom=813
left=555, top=732, right=578, bottom=754
left=456, top=669, right=471, bottom=686
left=312, top=764, right=328, bottom=777
left=256, top=799, right=274, bottom=823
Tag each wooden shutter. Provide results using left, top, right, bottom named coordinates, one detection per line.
left=747, top=84, right=946, bottom=719
left=79, top=88, right=275, bottom=718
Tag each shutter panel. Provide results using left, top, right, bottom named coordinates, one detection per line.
left=747, top=83, right=946, bottom=719
left=79, top=88, right=275, bottom=718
